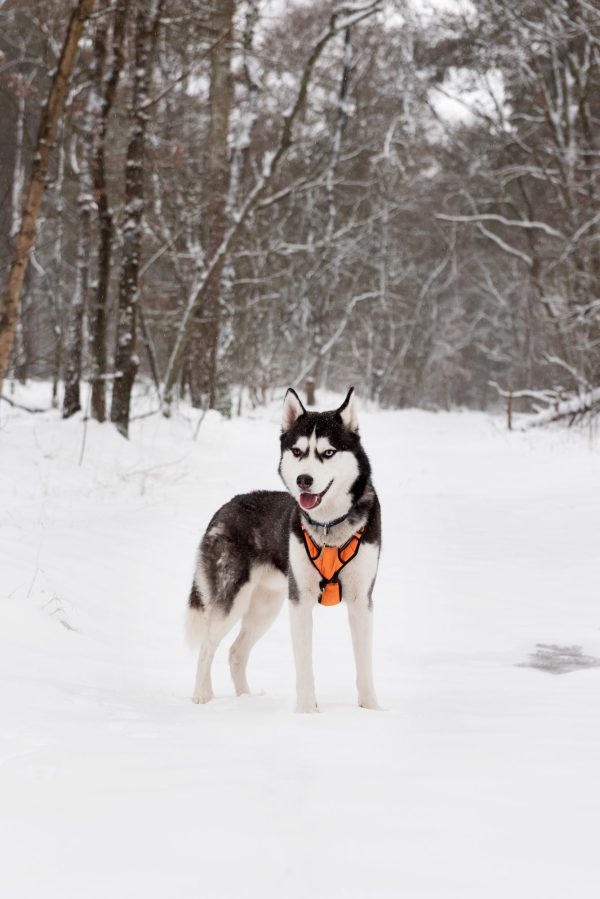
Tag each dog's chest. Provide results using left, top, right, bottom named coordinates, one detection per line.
left=288, top=532, right=379, bottom=604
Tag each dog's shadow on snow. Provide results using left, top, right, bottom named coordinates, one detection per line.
left=519, top=643, right=600, bottom=674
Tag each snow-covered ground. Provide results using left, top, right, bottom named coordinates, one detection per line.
left=1, top=385, right=600, bottom=898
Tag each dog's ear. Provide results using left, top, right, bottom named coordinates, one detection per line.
left=336, top=387, right=359, bottom=432
left=282, top=388, right=306, bottom=432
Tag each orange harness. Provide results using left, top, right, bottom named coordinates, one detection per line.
left=301, top=527, right=365, bottom=606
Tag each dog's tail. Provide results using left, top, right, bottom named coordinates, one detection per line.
left=184, top=580, right=206, bottom=648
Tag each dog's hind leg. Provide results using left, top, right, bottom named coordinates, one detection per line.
left=191, top=581, right=253, bottom=705
left=229, top=579, right=285, bottom=696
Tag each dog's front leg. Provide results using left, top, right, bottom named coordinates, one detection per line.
left=347, top=600, right=380, bottom=710
left=289, top=598, right=318, bottom=713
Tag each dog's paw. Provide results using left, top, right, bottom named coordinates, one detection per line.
left=358, top=695, right=382, bottom=711
left=296, top=697, right=319, bottom=714
left=192, top=690, right=214, bottom=705
left=234, top=685, right=251, bottom=697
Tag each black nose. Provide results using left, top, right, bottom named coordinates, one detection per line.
left=297, top=474, right=313, bottom=490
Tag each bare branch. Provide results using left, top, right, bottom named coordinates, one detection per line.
left=436, top=213, right=564, bottom=240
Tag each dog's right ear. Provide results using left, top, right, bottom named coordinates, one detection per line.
left=282, top=388, right=306, bottom=432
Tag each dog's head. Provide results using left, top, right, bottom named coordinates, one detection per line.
left=278, top=387, right=371, bottom=522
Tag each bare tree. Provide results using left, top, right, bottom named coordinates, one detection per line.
left=62, top=5, right=112, bottom=418
left=2, top=0, right=597, bottom=423
left=0, top=0, right=96, bottom=400
left=110, top=0, right=163, bottom=437
left=89, top=0, right=130, bottom=422
left=185, top=0, right=236, bottom=410
left=160, top=1, right=382, bottom=413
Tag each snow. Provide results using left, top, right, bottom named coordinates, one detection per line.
left=429, top=67, right=508, bottom=127
left=1, top=384, right=600, bottom=898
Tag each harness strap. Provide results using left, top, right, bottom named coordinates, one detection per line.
left=301, top=527, right=365, bottom=606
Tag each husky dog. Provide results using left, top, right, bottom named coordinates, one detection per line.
left=186, top=387, right=381, bottom=712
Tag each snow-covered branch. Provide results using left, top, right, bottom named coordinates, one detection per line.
left=160, top=1, right=382, bottom=411
left=436, top=213, right=564, bottom=240
left=292, top=291, right=379, bottom=388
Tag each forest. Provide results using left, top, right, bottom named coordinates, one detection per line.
left=1, top=0, right=599, bottom=434
left=2, top=5, right=600, bottom=892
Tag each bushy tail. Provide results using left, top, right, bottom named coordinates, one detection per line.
left=184, top=581, right=206, bottom=648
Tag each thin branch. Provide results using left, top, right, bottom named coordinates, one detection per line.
left=140, top=30, right=229, bottom=110
left=160, top=0, right=382, bottom=409
left=474, top=223, right=533, bottom=267
left=292, top=291, right=379, bottom=387
left=436, top=213, right=564, bottom=239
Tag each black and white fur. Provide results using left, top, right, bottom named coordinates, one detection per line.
left=186, top=387, right=382, bottom=712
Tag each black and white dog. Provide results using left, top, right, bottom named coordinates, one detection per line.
left=186, top=387, right=381, bottom=712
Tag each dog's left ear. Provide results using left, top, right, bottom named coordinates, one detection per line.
left=336, top=387, right=359, bottom=432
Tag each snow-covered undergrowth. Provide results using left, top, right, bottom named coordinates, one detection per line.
left=1, top=384, right=600, bottom=898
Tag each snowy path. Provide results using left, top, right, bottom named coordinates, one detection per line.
left=1, top=394, right=600, bottom=898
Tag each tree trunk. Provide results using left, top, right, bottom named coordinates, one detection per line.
left=0, top=0, right=96, bottom=399
left=161, top=4, right=380, bottom=411
left=50, top=132, right=67, bottom=408
left=89, top=0, right=129, bottom=422
left=9, top=79, right=29, bottom=384
left=110, top=0, right=162, bottom=437
left=63, top=14, right=108, bottom=419
left=194, top=0, right=235, bottom=409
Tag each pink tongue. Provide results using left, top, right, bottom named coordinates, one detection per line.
left=300, top=492, right=320, bottom=510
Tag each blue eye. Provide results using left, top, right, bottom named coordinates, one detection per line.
left=322, top=449, right=336, bottom=459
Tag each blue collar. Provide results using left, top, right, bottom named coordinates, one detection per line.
left=301, top=509, right=351, bottom=534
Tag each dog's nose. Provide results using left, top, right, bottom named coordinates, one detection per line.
left=297, top=474, right=313, bottom=490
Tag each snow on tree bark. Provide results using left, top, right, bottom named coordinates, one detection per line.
left=89, top=0, right=129, bottom=423
left=63, top=7, right=111, bottom=419
left=0, top=0, right=96, bottom=400
left=160, top=2, right=383, bottom=413
left=110, top=0, right=163, bottom=437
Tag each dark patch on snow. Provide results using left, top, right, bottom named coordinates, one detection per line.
left=519, top=643, right=600, bottom=674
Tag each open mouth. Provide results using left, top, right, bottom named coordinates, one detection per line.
left=299, top=480, right=333, bottom=511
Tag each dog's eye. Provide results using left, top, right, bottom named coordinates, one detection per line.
left=291, top=447, right=302, bottom=458
left=322, top=449, right=336, bottom=459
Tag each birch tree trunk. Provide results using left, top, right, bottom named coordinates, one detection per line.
left=89, top=0, right=129, bottom=422
left=110, top=0, right=163, bottom=437
left=50, top=135, right=67, bottom=407
left=10, top=83, right=26, bottom=242
left=63, top=10, right=110, bottom=418
left=9, top=80, right=28, bottom=383
left=0, top=0, right=96, bottom=399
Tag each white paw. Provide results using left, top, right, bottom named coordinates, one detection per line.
left=296, top=698, right=319, bottom=714
left=235, top=686, right=251, bottom=697
left=192, top=690, right=214, bottom=705
left=358, top=695, right=382, bottom=711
